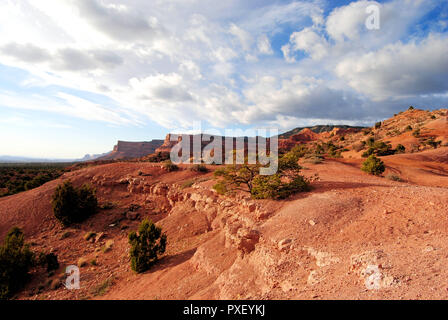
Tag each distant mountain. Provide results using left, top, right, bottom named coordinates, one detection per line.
left=0, top=152, right=111, bottom=163
left=278, top=125, right=366, bottom=139
left=77, top=152, right=112, bottom=162
left=0, top=155, right=73, bottom=163
left=97, top=140, right=164, bottom=160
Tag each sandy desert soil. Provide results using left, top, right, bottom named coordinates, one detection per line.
left=1, top=144, right=448, bottom=300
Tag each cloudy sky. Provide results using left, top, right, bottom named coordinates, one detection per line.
left=0, top=0, right=447, bottom=158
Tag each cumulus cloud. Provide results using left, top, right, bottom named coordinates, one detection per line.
left=1, top=42, right=123, bottom=72
left=0, top=0, right=447, bottom=133
left=257, top=34, right=273, bottom=55
left=336, top=35, right=448, bottom=100
left=1, top=43, right=51, bottom=63
left=75, top=0, right=164, bottom=41
left=326, top=0, right=378, bottom=42
left=282, top=27, right=329, bottom=61
left=129, top=73, right=194, bottom=102
left=229, top=23, right=253, bottom=51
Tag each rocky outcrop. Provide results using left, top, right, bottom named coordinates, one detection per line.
left=98, top=140, right=164, bottom=160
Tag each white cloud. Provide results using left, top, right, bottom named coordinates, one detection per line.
left=257, top=34, right=273, bottom=55
left=326, top=0, right=378, bottom=42
left=0, top=0, right=446, bottom=134
left=229, top=23, right=253, bottom=51
left=336, top=34, right=448, bottom=100
left=129, top=73, right=194, bottom=102
left=284, top=27, right=329, bottom=60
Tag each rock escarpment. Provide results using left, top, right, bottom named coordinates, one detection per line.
left=98, top=140, right=164, bottom=160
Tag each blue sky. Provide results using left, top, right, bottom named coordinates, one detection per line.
left=0, top=0, right=447, bottom=158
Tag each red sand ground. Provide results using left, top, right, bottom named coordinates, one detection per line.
left=1, top=145, right=448, bottom=300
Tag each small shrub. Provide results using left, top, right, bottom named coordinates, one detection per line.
left=162, top=160, right=178, bottom=172
left=0, top=227, right=34, bottom=299
left=426, top=138, right=442, bottom=149
left=431, top=115, right=436, bottom=119
left=91, top=278, right=113, bottom=296
left=303, top=154, right=324, bottom=164
left=412, top=129, right=420, bottom=138
left=395, top=144, right=406, bottom=153
left=405, top=125, right=412, bottom=131
left=37, top=252, right=59, bottom=272
left=251, top=174, right=309, bottom=200
left=145, top=152, right=170, bottom=163
left=408, top=106, right=414, bottom=110
left=352, top=142, right=365, bottom=152
left=128, top=220, right=167, bottom=273
left=99, top=201, right=115, bottom=210
left=190, top=164, right=208, bottom=173
left=386, top=174, right=402, bottom=182
left=181, top=180, right=194, bottom=189
left=51, top=180, right=98, bottom=227
left=375, top=122, right=382, bottom=129
left=212, top=182, right=227, bottom=195
left=362, top=140, right=395, bottom=157
left=361, top=155, right=385, bottom=176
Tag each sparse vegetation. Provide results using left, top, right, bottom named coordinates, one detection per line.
left=395, top=144, right=406, bottom=154
left=162, top=160, right=179, bottom=172
left=190, top=164, right=208, bottom=173
left=361, top=155, right=385, bottom=176
left=303, top=154, right=324, bottom=164
left=145, top=152, right=170, bottom=163
left=36, top=252, right=59, bottom=272
left=375, top=122, right=382, bottom=129
left=362, top=140, right=395, bottom=157
left=181, top=180, right=195, bottom=189
left=51, top=180, right=98, bottom=227
left=0, top=227, right=34, bottom=300
left=386, top=174, right=402, bottom=182
left=214, top=150, right=310, bottom=200
left=0, top=163, right=68, bottom=198
left=412, top=128, right=421, bottom=138
left=212, top=182, right=227, bottom=195
left=352, top=142, right=365, bottom=152
left=91, top=278, right=113, bottom=296
left=425, top=138, right=442, bottom=149
left=129, top=219, right=167, bottom=273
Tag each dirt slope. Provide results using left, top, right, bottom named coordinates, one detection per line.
left=1, top=144, right=447, bottom=300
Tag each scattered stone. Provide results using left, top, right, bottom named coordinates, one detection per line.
left=305, top=247, right=340, bottom=267
left=128, top=204, right=141, bottom=212
left=278, top=238, right=293, bottom=251
left=60, top=231, right=72, bottom=240
left=102, top=240, right=114, bottom=253
left=94, top=232, right=106, bottom=243
left=248, top=203, right=257, bottom=213
left=83, top=231, right=96, bottom=242
left=307, top=270, right=325, bottom=286
left=50, top=279, right=61, bottom=290
left=126, top=211, right=139, bottom=221
left=236, top=228, right=260, bottom=254
left=350, top=250, right=399, bottom=290
left=78, top=257, right=88, bottom=267
left=309, top=219, right=316, bottom=226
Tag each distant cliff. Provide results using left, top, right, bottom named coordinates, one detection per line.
left=97, top=140, right=164, bottom=160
